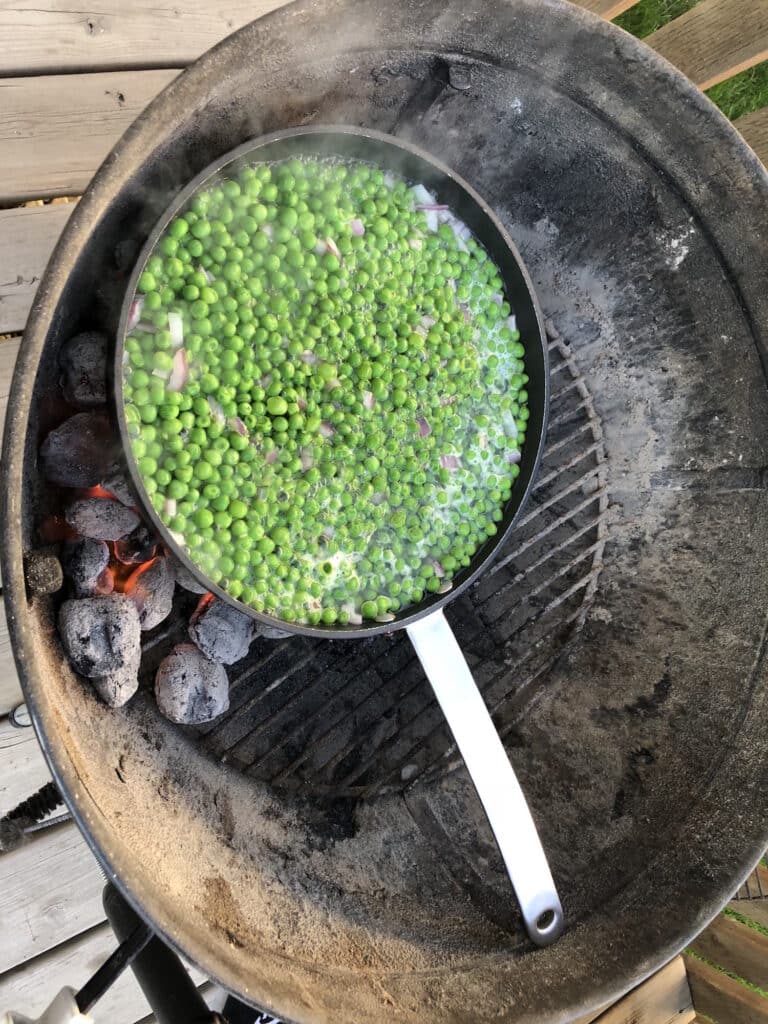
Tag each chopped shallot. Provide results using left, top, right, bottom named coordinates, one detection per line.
left=350, top=218, right=365, bottom=236
left=409, top=237, right=423, bottom=251
left=264, top=448, right=279, bottom=465
left=319, top=422, right=335, bottom=439
left=416, top=204, right=449, bottom=211
left=325, top=237, right=341, bottom=259
left=164, top=498, right=177, bottom=518
left=479, top=433, right=488, bottom=450
left=198, top=265, right=214, bottom=284
left=168, top=349, right=188, bottom=392
left=168, top=311, right=184, bottom=349
left=507, top=449, right=522, bottom=465
left=300, top=351, right=318, bottom=365
left=300, top=449, right=314, bottom=471
left=507, top=314, right=517, bottom=332
left=135, top=321, right=159, bottom=333
left=208, top=397, right=226, bottom=424
left=348, top=612, right=363, bottom=626
left=417, top=417, right=431, bottom=438
left=411, top=183, right=437, bottom=206
left=363, top=390, right=375, bottom=410
left=432, top=560, right=445, bottom=578
left=127, top=295, right=144, bottom=331
left=229, top=416, right=248, bottom=437
left=440, top=454, right=461, bottom=471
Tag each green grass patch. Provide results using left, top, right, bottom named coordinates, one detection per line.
left=686, top=947, right=768, bottom=999
left=706, top=64, right=768, bottom=121
left=615, top=0, right=700, bottom=39
left=614, top=0, right=768, bottom=123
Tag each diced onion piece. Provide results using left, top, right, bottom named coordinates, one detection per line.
left=229, top=416, right=248, bottom=437
left=264, top=448, right=279, bottom=465
left=167, top=311, right=184, bottom=350
left=433, top=560, right=445, bottom=578
left=363, top=390, right=375, bottom=410
left=164, top=498, right=177, bottom=518
left=208, top=397, right=226, bottom=424
left=169, top=529, right=185, bottom=546
left=440, top=454, right=461, bottom=471
left=300, top=449, right=314, bottom=471
left=326, top=237, right=341, bottom=259
left=348, top=612, right=363, bottom=626
left=127, top=295, right=144, bottom=331
left=350, top=218, right=365, bottom=236
left=411, top=183, right=437, bottom=206
left=198, top=265, right=214, bottom=284
left=424, top=211, right=439, bottom=233
left=319, top=422, right=335, bottom=439
left=507, top=449, right=522, bottom=465
left=167, top=348, right=188, bottom=392
left=417, top=417, right=431, bottom=438
left=507, top=314, right=517, bottom=332
left=300, top=351, right=318, bottom=365
left=415, top=203, right=449, bottom=211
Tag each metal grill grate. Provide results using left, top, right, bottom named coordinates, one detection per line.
left=178, top=323, right=609, bottom=797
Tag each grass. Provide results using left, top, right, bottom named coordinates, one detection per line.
left=615, top=0, right=768, bottom=121
left=724, top=905, right=768, bottom=939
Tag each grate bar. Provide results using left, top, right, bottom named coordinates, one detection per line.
left=533, top=439, right=605, bottom=494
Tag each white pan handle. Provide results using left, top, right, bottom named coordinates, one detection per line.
left=407, top=609, right=564, bottom=946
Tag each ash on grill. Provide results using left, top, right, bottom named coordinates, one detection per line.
left=34, top=328, right=271, bottom=724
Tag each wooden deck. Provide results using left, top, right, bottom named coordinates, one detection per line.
left=0, top=0, right=766, bottom=1020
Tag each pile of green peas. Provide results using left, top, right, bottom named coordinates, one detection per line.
left=122, top=157, right=530, bottom=625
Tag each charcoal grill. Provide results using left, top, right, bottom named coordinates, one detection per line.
left=2, top=0, right=768, bottom=1021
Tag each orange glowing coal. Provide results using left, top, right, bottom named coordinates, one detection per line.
left=80, top=485, right=117, bottom=500
left=116, top=556, right=158, bottom=611
left=191, top=592, right=216, bottom=625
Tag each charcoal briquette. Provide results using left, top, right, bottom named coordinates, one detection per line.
left=189, top=598, right=255, bottom=665
left=66, top=497, right=140, bottom=541
left=171, top=558, right=209, bottom=595
left=39, top=412, right=116, bottom=488
left=61, top=539, right=112, bottom=597
left=102, top=468, right=136, bottom=507
left=92, top=651, right=140, bottom=708
left=58, top=595, right=141, bottom=680
left=23, top=550, right=63, bottom=595
left=60, top=331, right=108, bottom=408
left=155, top=644, right=229, bottom=724
left=130, top=556, right=175, bottom=631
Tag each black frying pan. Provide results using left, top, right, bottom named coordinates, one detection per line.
left=114, top=126, right=561, bottom=945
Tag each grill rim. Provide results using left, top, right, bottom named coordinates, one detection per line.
left=3, top=0, right=768, bottom=1021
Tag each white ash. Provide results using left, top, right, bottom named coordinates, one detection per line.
left=130, top=556, right=175, bottom=631
left=171, top=558, right=210, bottom=595
left=59, top=331, right=107, bottom=407
left=39, top=412, right=116, bottom=487
left=189, top=598, right=255, bottom=665
left=66, top=497, right=140, bottom=540
left=155, top=644, right=229, bottom=725
left=92, top=650, right=141, bottom=708
left=62, top=539, right=112, bottom=597
left=58, top=595, right=140, bottom=681
left=102, top=468, right=135, bottom=507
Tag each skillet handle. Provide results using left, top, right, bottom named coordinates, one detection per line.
left=406, top=609, right=564, bottom=947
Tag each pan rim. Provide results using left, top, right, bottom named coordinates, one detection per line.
left=113, top=123, right=550, bottom=639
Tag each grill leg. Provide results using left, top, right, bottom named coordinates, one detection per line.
left=103, top=883, right=223, bottom=1024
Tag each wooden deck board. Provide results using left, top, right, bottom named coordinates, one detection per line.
left=0, top=69, right=178, bottom=203
left=0, top=923, right=154, bottom=1023
left=0, top=0, right=288, bottom=75
left=685, top=953, right=768, bottom=1024
left=0, top=205, right=74, bottom=335
left=0, top=599, right=22, bottom=717
left=647, top=0, right=768, bottom=91
left=689, top=913, right=768, bottom=992
left=593, top=956, right=695, bottom=1023
left=735, top=106, right=768, bottom=168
